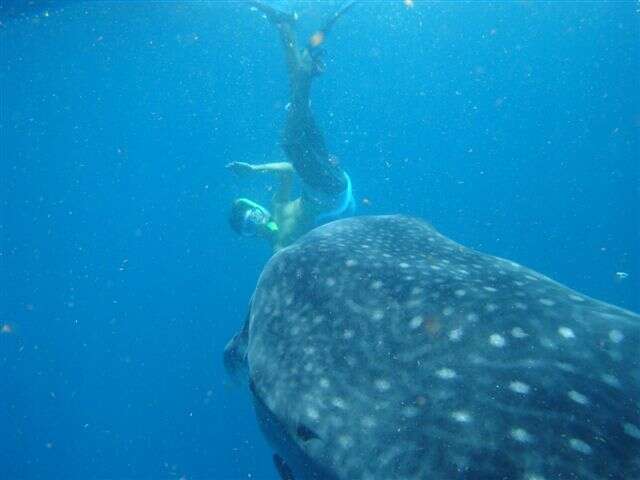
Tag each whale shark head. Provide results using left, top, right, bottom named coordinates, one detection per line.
left=225, top=215, right=640, bottom=480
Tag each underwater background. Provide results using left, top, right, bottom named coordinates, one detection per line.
left=1, top=1, right=638, bottom=479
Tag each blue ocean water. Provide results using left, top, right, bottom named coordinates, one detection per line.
left=1, top=1, right=638, bottom=479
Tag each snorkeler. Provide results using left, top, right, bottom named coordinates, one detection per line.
left=227, top=1, right=357, bottom=252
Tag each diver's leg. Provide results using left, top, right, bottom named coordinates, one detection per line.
left=282, top=3, right=358, bottom=194
left=251, top=1, right=351, bottom=194
left=283, top=105, right=347, bottom=195
left=248, top=0, right=301, bottom=83
left=273, top=20, right=301, bottom=84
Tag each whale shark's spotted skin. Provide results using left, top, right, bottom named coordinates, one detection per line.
left=225, top=215, right=640, bottom=480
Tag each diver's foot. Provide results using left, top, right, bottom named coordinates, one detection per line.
left=248, top=1, right=297, bottom=26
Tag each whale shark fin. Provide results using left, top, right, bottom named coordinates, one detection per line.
left=273, top=454, right=296, bottom=480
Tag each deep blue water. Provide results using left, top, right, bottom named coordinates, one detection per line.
left=1, top=1, right=638, bottom=479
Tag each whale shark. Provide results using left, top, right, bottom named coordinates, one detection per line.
left=224, top=215, right=640, bottom=480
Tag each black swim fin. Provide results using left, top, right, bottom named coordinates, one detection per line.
left=312, top=1, right=358, bottom=47
left=273, top=454, right=296, bottom=480
left=248, top=1, right=297, bottom=26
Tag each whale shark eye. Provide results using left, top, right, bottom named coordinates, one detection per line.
left=296, top=423, right=320, bottom=442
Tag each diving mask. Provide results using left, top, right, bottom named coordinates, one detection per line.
left=238, top=199, right=277, bottom=237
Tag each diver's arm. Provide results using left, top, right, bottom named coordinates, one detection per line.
left=228, top=160, right=294, bottom=204
left=226, top=161, right=294, bottom=176
left=253, top=162, right=294, bottom=202
left=251, top=162, right=294, bottom=174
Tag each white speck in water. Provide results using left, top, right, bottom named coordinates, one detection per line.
left=409, top=316, right=423, bottom=329
left=609, top=329, right=624, bottom=343
left=510, top=428, right=533, bottom=443
left=558, top=326, right=575, bottom=339
left=525, top=474, right=546, bottom=480
left=374, top=379, right=391, bottom=392
left=331, top=397, right=346, bottom=409
left=489, top=333, right=506, bottom=347
left=623, top=422, right=640, bottom=439
left=509, top=381, right=530, bottom=394
left=511, top=327, right=528, bottom=338
left=448, top=328, right=463, bottom=341
left=451, top=410, right=472, bottom=423
left=466, top=313, right=479, bottom=322
left=555, top=362, right=575, bottom=372
left=436, top=368, right=457, bottom=379
left=601, top=373, right=621, bottom=388
left=568, top=390, right=589, bottom=405
left=569, top=438, right=592, bottom=455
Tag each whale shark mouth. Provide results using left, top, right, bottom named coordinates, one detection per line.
left=248, top=378, right=336, bottom=480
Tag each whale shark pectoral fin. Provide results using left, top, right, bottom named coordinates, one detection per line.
left=273, top=454, right=296, bottom=480
left=223, top=307, right=251, bottom=382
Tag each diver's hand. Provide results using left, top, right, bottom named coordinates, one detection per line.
left=226, top=161, right=255, bottom=177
